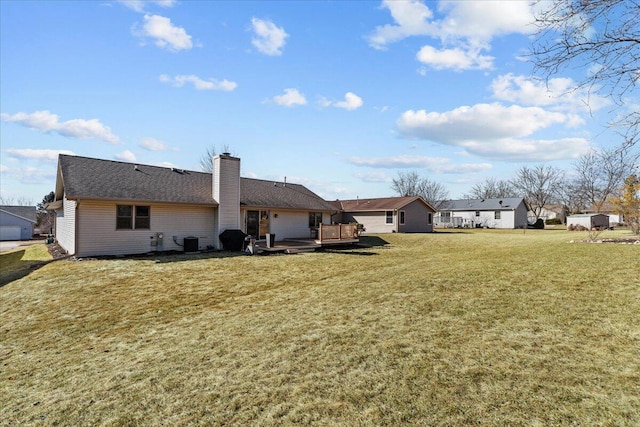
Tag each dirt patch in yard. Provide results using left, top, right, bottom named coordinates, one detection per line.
left=46, top=242, right=70, bottom=259
left=570, top=237, right=640, bottom=244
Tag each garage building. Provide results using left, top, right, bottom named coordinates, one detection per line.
left=0, top=206, right=36, bottom=241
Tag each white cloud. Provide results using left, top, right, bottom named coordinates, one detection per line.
left=437, top=1, right=535, bottom=40
left=334, top=92, right=364, bottom=111
left=490, top=73, right=610, bottom=113
left=416, top=45, right=493, bottom=71
left=348, top=155, right=492, bottom=174
left=1, top=165, right=56, bottom=184
left=5, top=148, right=75, bottom=161
left=273, top=88, right=307, bottom=107
left=353, top=171, right=392, bottom=183
left=159, top=74, right=237, bottom=91
left=397, top=103, right=568, bottom=142
left=133, top=14, right=193, bottom=52
left=117, top=0, right=176, bottom=13
left=1, top=110, right=120, bottom=144
left=319, top=92, right=364, bottom=110
left=251, top=17, right=288, bottom=56
left=114, top=150, right=137, bottom=162
left=459, top=137, right=591, bottom=162
left=368, top=0, right=535, bottom=71
left=368, top=0, right=435, bottom=50
left=139, top=137, right=178, bottom=152
left=396, top=103, right=592, bottom=161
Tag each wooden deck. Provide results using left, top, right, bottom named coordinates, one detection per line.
left=248, top=224, right=359, bottom=254
left=255, top=237, right=359, bottom=254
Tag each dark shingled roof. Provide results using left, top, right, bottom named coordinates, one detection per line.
left=438, top=197, right=525, bottom=211
left=335, top=196, right=435, bottom=212
left=0, top=206, right=37, bottom=223
left=59, top=155, right=216, bottom=205
left=57, top=155, right=334, bottom=210
left=240, top=178, right=336, bottom=211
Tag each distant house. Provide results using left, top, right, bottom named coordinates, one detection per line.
left=47, top=154, right=348, bottom=257
left=582, top=202, right=624, bottom=225
left=332, top=196, right=436, bottom=233
left=566, top=214, right=610, bottom=230
left=532, top=204, right=567, bottom=224
left=0, top=206, right=36, bottom=241
left=435, top=198, right=529, bottom=229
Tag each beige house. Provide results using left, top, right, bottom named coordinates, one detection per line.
left=48, top=154, right=344, bottom=257
left=332, top=196, right=436, bottom=234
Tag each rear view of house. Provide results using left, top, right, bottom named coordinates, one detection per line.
left=435, top=198, right=529, bottom=229
left=333, top=196, right=436, bottom=234
left=47, top=154, right=340, bottom=257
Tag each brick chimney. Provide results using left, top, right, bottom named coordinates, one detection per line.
left=212, top=153, right=241, bottom=248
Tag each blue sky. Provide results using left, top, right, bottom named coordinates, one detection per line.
left=0, top=0, right=624, bottom=204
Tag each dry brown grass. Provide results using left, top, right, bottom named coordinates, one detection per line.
left=1, top=230, right=639, bottom=426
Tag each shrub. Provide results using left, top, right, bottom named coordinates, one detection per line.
left=529, top=218, right=545, bottom=229
left=545, top=218, right=563, bottom=225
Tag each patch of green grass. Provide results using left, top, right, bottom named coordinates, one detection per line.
left=0, top=244, right=52, bottom=287
left=1, top=230, right=639, bottom=426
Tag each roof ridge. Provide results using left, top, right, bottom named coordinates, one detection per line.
left=240, top=176, right=304, bottom=186
left=60, top=154, right=207, bottom=176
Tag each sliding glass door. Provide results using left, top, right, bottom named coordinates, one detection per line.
left=246, top=210, right=269, bottom=239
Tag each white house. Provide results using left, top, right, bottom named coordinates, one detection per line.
left=47, top=154, right=347, bottom=257
left=435, top=198, right=529, bottom=229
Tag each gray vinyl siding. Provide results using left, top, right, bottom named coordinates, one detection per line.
left=514, top=203, right=529, bottom=228
left=397, top=200, right=433, bottom=233
left=75, top=200, right=216, bottom=257
left=0, top=210, right=34, bottom=240
left=56, top=196, right=76, bottom=254
left=436, top=202, right=528, bottom=229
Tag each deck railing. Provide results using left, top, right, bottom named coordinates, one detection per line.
left=318, top=223, right=358, bottom=242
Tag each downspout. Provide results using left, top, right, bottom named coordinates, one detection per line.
left=74, top=201, right=79, bottom=257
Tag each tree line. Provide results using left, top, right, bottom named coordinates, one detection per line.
left=391, top=147, right=639, bottom=233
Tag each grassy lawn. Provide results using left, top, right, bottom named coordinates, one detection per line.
left=0, top=244, right=52, bottom=288
left=1, top=230, right=639, bottom=426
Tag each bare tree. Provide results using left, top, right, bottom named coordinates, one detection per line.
left=531, top=0, right=640, bottom=148
left=0, top=196, right=33, bottom=206
left=199, top=144, right=231, bottom=173
left=418, top=179, right=449, bottom=209
left=570, top=148, right=639, bottom=212
left=468, top=178, right=517, bottom=200
left=391, top=171, right=449, bottom=208
left=36, top=191, right=56, bottom=234
left=391, top=171, right=422, bottom=197
left=557, top=180, right=589, bottom=215
left=511, top=165, right=565, bottom=219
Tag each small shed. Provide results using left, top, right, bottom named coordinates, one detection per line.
left=566, top=214, right=610, bottom=230
left=0, top=206, right=36, bottom=240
